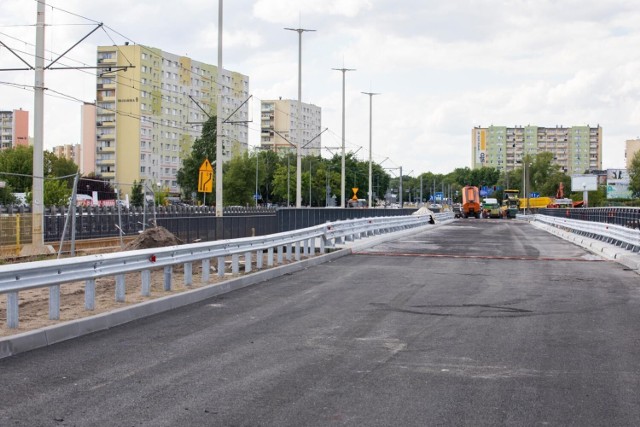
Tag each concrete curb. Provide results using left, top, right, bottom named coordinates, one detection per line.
left=0, top=220, right=448, bottom=359
left=531, top=221, right=640, bottom=273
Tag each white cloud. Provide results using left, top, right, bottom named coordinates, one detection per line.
left=252, top=0, right=373, bottom=24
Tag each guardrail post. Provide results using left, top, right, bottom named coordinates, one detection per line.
left=7, top=292, right=19, bottom=328
left=184, top=262, right=193, bottom=287
left=310, top=237, right=316, bottom=256
left=286, top=244, right=292, bottom=261
left=232, top=254, right=240, bottom=275
left=256, top=249, right=263, bottom=269
left=85, top=279, right=95, bottom=310
left=49, top=285, right=60, bottom=320
left=163, top=266, right=172, bottom=291
left=116, top=274, right=126, bottom=302
left=217, top=256, right=225, bottom=277
left=141, top=270, right=151, bottom=296
left=267, top=247, right=274, bottom=267
left=278, top=245, right=284, bottom=264
left=295, top=241, right=301, bottom=261
left=320, top=236, right=326, bottom=253
left=245, top=251, right=252, bottom=273
left=201, top=259, right=210, bottom=284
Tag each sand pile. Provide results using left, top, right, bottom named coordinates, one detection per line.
left=125, top=226, right=183, bottom=250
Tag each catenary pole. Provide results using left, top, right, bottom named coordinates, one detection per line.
left=215, top=0, right=224, bottom=216
left=285, top=27, right=315, bottom=208
left=32, top=0, right=46, bottom=249
left=333, top=68, right=355, bottom=207
left=362, top=91, right=380, bottom=208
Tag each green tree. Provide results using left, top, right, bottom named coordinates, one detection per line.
left=0, top=185, right=17, bottom=205
left=223, top=151, right=254, bottom=206
left=271, top=155, right=297, bottom=206
left=45, top=151, right=78, bottom=185
left=629, top=151, right=640, bottom=198
left=130, top=180, right=144, bottom=207
left=154, top=183, right=169, bottom=206
left=26, top=178, right=72, bottom=206
left=0, top=145, right=33, bottom=192
left=176, top=115, right=216, bottom=201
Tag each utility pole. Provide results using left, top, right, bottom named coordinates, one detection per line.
left=399, top=166, right=403, bottom=208
left=215, top=0, right=224, bottom=217
left=286, top=27, right=315, bottom=208
left=333, top=67, right=355, bottom=208
left=362, top=91, right=380, bottom=208
left=32, top=0, right=46, bottom=249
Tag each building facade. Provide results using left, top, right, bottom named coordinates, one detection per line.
left=80, top=103, right=96, bottom=175
left=51, top=144, right=81, bottom=166
left=260, top=99, right=321, bottom=155
left=95, top=44, right=249, bottom=194
left=625, top=138, right=640, bottom=169
left=0, top=109, right=29, bottom=150
left=472, top=125, right=602, bottom=176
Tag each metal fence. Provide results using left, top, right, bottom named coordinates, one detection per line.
left=0, top=213, right=443, bottom=329
left=276, top=207, right=417, bottom=232
left=0, top=205, right=418, bottom=247
left=532, top=214, right=640, bottom=253
left=538, top=207, right=640, bottom=229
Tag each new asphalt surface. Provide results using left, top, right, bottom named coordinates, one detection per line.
left=1, top=219, right=639, bottom=426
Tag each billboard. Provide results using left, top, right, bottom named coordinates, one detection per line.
left=606, top=169, right=632, bottom=199
left=571, top=175, right=598, bottom=192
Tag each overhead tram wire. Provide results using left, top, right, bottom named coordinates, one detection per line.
left=4, top=3, right=249, bottom=130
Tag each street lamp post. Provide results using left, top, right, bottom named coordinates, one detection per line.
left=286, top=27, right=316, bottom=208
left=362, top=91, right=380, bottom=208
left=333, top=67, right=355, bottom=208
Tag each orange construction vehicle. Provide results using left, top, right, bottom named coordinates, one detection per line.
left=461, top=185, right=481, bottom=218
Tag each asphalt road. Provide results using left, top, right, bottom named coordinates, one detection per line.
left=1, top=219, right=639, bottom=426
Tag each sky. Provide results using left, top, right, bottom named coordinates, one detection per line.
left=1, top=0, right=640, bottom=175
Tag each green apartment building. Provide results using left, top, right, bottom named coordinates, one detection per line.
left=92, top=44, right=249, bottom=195
left=471, top=125, right=602, bottom=175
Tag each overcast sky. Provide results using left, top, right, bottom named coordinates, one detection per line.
left=2, top=0, right=639, bottom=174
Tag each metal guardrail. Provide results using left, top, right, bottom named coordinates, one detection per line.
left=0, top=214, right=441, bottom=329
left=531, top=214, right=640, bottom=253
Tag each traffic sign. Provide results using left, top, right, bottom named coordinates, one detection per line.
left=530, top=192, right=540, bottom=198
left=351, top=187, right=359, bottom=200
left=198, top=159, right=213, bottom=193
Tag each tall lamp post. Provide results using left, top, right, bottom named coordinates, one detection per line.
left=362, top=91, right=380, bottom=208
left=285, top=27, right=315, bottom=208
left=333, top=67, right=355, bottom=208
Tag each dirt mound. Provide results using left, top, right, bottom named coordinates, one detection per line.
left=125, top=226, right=183, bottom=250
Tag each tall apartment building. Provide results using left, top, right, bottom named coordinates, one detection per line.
left=95, top=44, right=249, bottom=194
left=260, top=99, right=322, bottom=156
left=0, top=109, right=29, bottom=150
left=51, top=144, right=81, bottom=166
left=625, top=138, right=640, bottom=169
left=472, top=125, right=602, bottom=175
left=80, top=103, right=96, bottom=175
